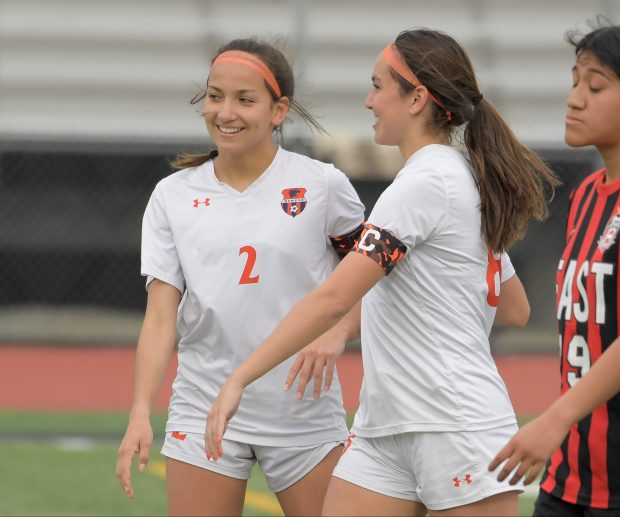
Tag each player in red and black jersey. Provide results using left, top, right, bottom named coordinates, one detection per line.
left=489, top=20, right=620, bottom=515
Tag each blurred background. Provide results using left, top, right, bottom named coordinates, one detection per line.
left=1, top=1, right=618, bottom=515
left=0, top=0, right=617, bottom=351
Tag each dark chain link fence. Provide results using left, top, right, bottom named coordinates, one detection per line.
left=0, top=148, right=171, bottom=310
left=0, top=140, right=600, bottom=348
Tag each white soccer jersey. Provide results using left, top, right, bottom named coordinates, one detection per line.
left=142, top=147, right=364, bottom=446
left=351, top=144, right=516, bottom=437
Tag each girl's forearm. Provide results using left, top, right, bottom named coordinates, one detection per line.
left=231, top=287, right=347, bottom=389
left=546, top=336, right=620, bottom=427
left=130, top=322, right=177, bottom=416
left=130, top=282, right=180, bottom=416
left=230, top=252, right=384, bottom=390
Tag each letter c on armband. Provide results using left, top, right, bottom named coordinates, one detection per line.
left=358, top=229, right=381, bottom=252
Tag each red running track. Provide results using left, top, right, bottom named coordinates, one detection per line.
left=0, top=345, right=559, bottom=416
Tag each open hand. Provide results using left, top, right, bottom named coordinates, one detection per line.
left=284, top=333, right=346, bottom=400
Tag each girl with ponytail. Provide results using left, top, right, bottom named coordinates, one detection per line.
left=206, top=29, right=559, bottom=516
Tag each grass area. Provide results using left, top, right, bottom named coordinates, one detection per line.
left=0, top=441, right=167, bottom=516
left=0, top=410, right=538, bottom=516
left=0, top=410, right=282, bottom=516
left=0, top=440, right=281, bottom=517
left=0, top=410, right=167, bottom=438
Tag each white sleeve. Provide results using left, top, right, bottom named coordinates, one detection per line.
left=500, top=252, right=516, bottom=283
left=141, top=184, right=185, bottom=293
left=325, top=165, right=365, bottom=237
left=366, top=167, right=447, bottom=249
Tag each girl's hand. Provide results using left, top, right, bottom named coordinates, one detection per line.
left=115, top=413, right=153, bottom=499
left=488, top=412, right=571, bottom=485
left=205, top=377, right=244, bottom=460
left=284, top=333, right=346, bottom=400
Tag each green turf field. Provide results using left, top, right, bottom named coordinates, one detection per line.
left=0, top=410, right=537, bottom=516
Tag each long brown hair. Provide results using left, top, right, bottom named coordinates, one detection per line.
left=391, top=29, right=560, bottom=252
left=172, top=38, right=325, bottom=170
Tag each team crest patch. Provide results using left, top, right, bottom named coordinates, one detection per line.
left=281, top=188, right=307, bottom=218
left=598, top=210, right=620, bottom=250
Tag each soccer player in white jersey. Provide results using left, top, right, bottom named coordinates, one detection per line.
left=206, top=29, right=560, bottom=516
left=115, top=38, right=365, bottom=516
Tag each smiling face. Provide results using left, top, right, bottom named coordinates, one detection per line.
left=203, top=59, right=288, bottom=157
left=565, top=51, right=620, bottom=151
left=364, top=54, right=413, bottom=147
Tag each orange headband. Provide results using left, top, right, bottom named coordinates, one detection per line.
left=212, top=50, right=281, bottom=97
left=382, top=43, right=452, bottom=122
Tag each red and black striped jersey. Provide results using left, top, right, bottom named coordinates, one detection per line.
left=541, top=169, right=620, bottom=509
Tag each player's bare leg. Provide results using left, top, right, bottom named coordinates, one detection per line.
left=166, top=458, right=247, bottom=516
left=275, top=445, right=342, bottom=516
left=322, top=476, right=427, bottom=517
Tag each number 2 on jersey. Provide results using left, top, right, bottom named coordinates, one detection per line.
left=239, top=246, right=260, bottom=284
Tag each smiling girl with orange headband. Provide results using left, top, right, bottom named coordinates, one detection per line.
left=115, top=37, right=365, bottom=516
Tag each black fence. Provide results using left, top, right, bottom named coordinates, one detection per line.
left=0, top=140, right=601, bottom=348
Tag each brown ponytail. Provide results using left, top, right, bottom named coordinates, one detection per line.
left=392, top=29, right=561, bottom=251
left=464, top=100, right=559, bottom=251
left=170, top=150, right=219, bottom=170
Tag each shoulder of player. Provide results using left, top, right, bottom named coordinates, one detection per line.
left=379, top=151, right=466, bottom=209
left=577, top=168, right=606, bottom=192
left=566, top=168, right=605, bottom=209
left=394, top=160, right=454, bottom=191
left=401, top=145, right=469, bottom=182
left=152, top=162, right=210, bottom=194
left=280, top=148, right=348, bottom=181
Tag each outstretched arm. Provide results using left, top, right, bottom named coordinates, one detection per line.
left=205, top=252, right=384, bottom=459
left=489, top=336, right=620, bottom=485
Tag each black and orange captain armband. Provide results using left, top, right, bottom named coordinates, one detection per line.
left=330, top=222, right=365, bottom=260
left=353, top=224, right=407, bottom=274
